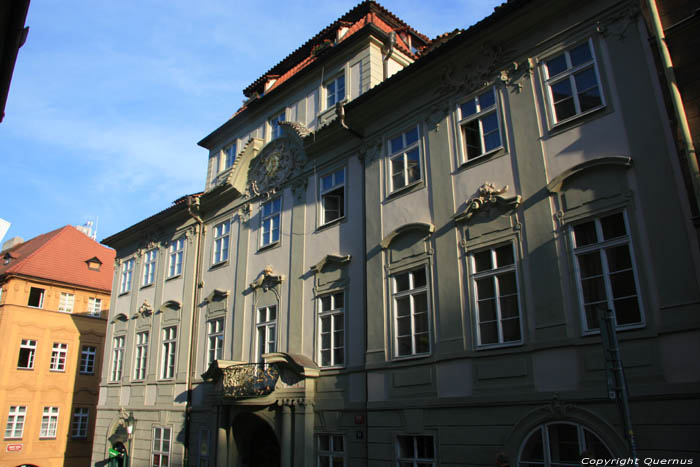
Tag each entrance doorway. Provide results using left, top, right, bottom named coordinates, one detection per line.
left=232, top=412, right=280, bottom=467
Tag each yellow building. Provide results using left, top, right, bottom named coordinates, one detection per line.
left=0, top=226, right=114, bottom=467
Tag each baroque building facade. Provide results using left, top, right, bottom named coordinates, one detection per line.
left=92, top=1, right=700, bottom=465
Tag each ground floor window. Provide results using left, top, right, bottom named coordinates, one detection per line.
left=519, top=422, right=612, bottom=467
left=318, top=433, right=345, bottom=466
left=396, top=434, right=435, bottom=466
left=152, top=426, right=171, bottom=467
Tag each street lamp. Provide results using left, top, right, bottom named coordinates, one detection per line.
left=125, top=412, right=135, bottom=467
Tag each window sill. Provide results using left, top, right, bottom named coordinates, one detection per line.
left=386, top=179, right=425, bottom=202
left=457, top=146, right=506, bottom=172
left=49, top=369, right=66, bottom=373
left=209, top=260, right=230, bottom=271
left=474, top=340, right=523, bottom=351
left=118, top=291, right=131, bottom=297
left=79, top=372, right=95, bottom=376
left=317, top=216, right=346, bottom=232
left=39, top=437, right=57, bottom=440
left=165, top=273, right=182, bottom=282
left=257, top=241, right=281, bottom=253
left=16, top=367, right=34, bottom=371
left=581, top=322, right=645, bottom=337
left=140, top=283, right=155, bottom=290
left=391, top=352, right=431, bottom=362
left=547, top=105, right=607, bottom=137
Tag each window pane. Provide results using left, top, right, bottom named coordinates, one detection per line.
left=478, top=298, right=497, bottom=322
left=413, top=292, right=428, bottom=314
left=390, top=135, right=404, bottom=153
left=578, top=252, right=603, bottom=278
left=460, top=99, right=476, bottom=117
left=581, top=277, right=606, bottom=302
left=601, top=213, right=626, bottom=240
left=396, top=297, right=411, bottom=318
left=412, top=268, right=426, bottom=288
left=416, top=436, right=434, bottom=458
left=333, top=292, right=344, bottom=308
left=579, top=86, right=602, bottom=112
left=480, top=321, right=498, bottom=344
left=548, top=424, right=580, bottom=462
left=395, top=273, right=410, bottom=292
left=476, top=277, right=495, bottom=299
left=499, top=295, right=519, bottom=319
left=397, top=336, right=412, bottom=355
left=546, top=54, right=567, bottom=77
left=574, top=67, right=598, bottom=92
left=398, top=436, right=414, bottom=457
left=498, top=272, right=517, bottom=295
left=573, top=221, right=597, bottom=246
left=474, top=250, right=493, bottom=272
left=406, top=148, right=420, bottom=183
left=502, top=317, right=521, bottom=342
left=495, top=244, right=514, bottom=267
left=614, top=297, right=640, bottom=325
left=405, top=127, right=419, bottom=146
left=464, top=120, right=483, bottom=158
left=610, top=270, right=636, bottom=298
left=520, top=428, right=545, bottom=461
left=569, top=42, right=593, bottom=66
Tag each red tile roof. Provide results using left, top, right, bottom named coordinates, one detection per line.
left=0, top=225, right=115, bottom=292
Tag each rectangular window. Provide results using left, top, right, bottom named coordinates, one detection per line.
left=207, top=318, right=224, bottom=365
left=458, top=87, right=502, bottom=161
left=471, top=243, right=521, bottom=346
left=71, top=407, right=89, bottom=439
left=59, top=292, right=75, bottom=312
left=40, top=406, right=59, bottom=438
left=213, top=221, right=230, bottom=264
left=318, top=292, right=344, bottom=367
left=256, top=306, right=277, bottom=363
left=28, top=287, right=45, bottom=308
left=224, top=142, right=237, bottom=169
left=325, top=74, right=345, bottom=109
left=4, top=406, right=26, bottom=439
left=392, top=268, right=430, bottom=357
left=87, top=297, right=102, bottom=316
left=571, top=212, right=642, bottom=332
left=269, top=111, right=285, bottom=140
left=396, top=435, right=436, bottom=466
left=388, top=126, right=421, bottom=192
left=134, top=331, right=149, bottom=380
left=199, top=428, right=210, bottom=467
left=120, top=259, right=134, bottom=294
left=168, top=238, right=185, bottom=277
left=544, top=39, right=604, bottom=124
left=152, top=426, right=172, bottom=467
left=80, top=345, right=96, bottom=374
left=161, top=327, right=177, bottom=379
left=143, top=249, right=158, bottom=286
left=320, top=168, right=345, bottom=225
left=318, top=433, right=345, bottom=466
left=17, top=339, right=37, bottom=369
left=260, top=198, right=281, bottom=247
left=110, top=336, right=125, bottom=381
left=50, top=343, right=68, bottom=371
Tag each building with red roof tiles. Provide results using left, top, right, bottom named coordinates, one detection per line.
left=0, top=225, right=115, bottom=467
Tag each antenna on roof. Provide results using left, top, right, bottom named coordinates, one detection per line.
left=76, top=218, right=98, bottom=241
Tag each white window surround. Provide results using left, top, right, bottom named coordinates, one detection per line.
left=317, top=433, right=345, bottom=466
left=388, top=125, right=422, bottom=194
left=71, top=407, right=89, bottom=439
left=80, top=345, right=96, bottom=374
left=212, top=220, right=230, bottom=265
left=5, top=405, right=26, bottom=439
left=470, top=243, right=522, bottom=348
left=325, top=73, right=345, bottom=110
left=392, top=267, right=431, bottom=358
left=542, top=38, right=605, bottom=125
left=87, top=297, right=102, bottom=316
left=223, top=142, right=237, bottom=170
left=317, top=291, right=345, bottom=368
left=17, top=339, right=37, bottom=369
left=260, top=198, right=282, bottom=248
left=319, top=167, right=345, bottom=226
left=168, top=237, right=185, bottom=278
left=152, top=426, right=172, bottom=467
left=120, top=259, right=135, bottom=294
left=256, top=306, right=277, bottom=363
left=269, top=111, right=286, bottom=141
left=207, top=318, right=224, bottom=365
left=570, top=211, right=643, bottom=333
left=161, top=326, right=177, bottom=379
left=519, top=422, right=613, bottom=466
left=457, top=86, right=504, bottom=163
left=110, top=335, right=125, bottom=382
left=396, top=434, right=436, bottom=467
left=50, top=342, right=68, bottom=372
left=134, top=331, right=149, bottom=380
left=40, top=406, right=59, bottom=438
left=58, top=292, right=75, bottom=313
left=142, top=248, right=158, bottom=287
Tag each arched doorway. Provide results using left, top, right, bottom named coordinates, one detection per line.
left=232, top=412, right=280, bottom=467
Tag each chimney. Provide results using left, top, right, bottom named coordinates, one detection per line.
left=2, top=237, right=23, bottom=251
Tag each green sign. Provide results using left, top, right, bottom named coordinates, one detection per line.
left=109, top=448, right=122, bottom=458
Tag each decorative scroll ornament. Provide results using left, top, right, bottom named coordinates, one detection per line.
left=249, top=265, right=285, bottom=291
left=455, top=182, right=521, bottom=223
left=221, top=364, right=280, bottom=399
left=546, top=394, right=570, bottom=419
left=247, top=123, right=307, bottom=197
left=135, top=300, right=153, bottom=318
left=499, top=59, right=533, bottom=93
left=436, top=43, right=504, bottom=96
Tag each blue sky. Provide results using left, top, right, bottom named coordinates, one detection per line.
left=1, top=0, right=502, bottom=245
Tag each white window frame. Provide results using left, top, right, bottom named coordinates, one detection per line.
left=40, top=406, right=59, bottom=438
left=142, top=248, right=158, bottom=287
left=469, top=243, right=523, bottom=348
left=212, top=220, right=230, bottom=265
left=80, top=345, right=96, bottom=374
left=542, top=38, right=605, bottom=125
left=457, top=86, right=504, bottom=163
left=325, top=73, right=345, bottom=110
left=134, top=331, right=149, bottom=381
left=223, top=142, right=237, bottom=169
left=4, top=405, right=26, bottom=439
left=388, top=125, right=422, bottom=193
left=319, top=167, right=346, bottom=226
left=58, top=292, right=75, bottom=313
left=71, top=407, right=89, bottom=439
left=87, top=297, right=102, bottom=316
left=269, top=110, right=286, bottom=140
left=260, top=198, right=282, bottom=248
left=17, top=339, right=37, bottom=369
left=317, top=291, right=345, bottom=368
left=256, top=306, right=277, bottom=363
left=152, top=426, right=172, bottom=467
left=168, top=237, right=185, bottom=278
left=392, top=267, right=431, bottom=358
left=396, top=434, right=436, bottom=467
left=27, top=286, right=45, bottom=308
left=570, top=211, right=644, bottom=333
left=206, top=318, right=224, bottom=365
left=317, top=433, right=346, bottom=466
left=161, top=326, right=177, bottom=380
left=120, top=258, right=135, bottom=294
left=110, top=335, right=125, bottom=382
left=50, top=342, right=68, bottom=372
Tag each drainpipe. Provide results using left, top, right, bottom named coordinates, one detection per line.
left=645, top=0, right=700, bottom=218
left=184, top=195, right=204, bottom=466
left=335, top=101, right=362, bottom=139
left=382, top=31, right=397, bottom=80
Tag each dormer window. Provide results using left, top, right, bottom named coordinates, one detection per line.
left=264, top=74, right=280, bottom=92
left=325, top=74, right=345, bottom=110
left=269, top=111, right=285, bottom=140
left=337, top=26, right=349, bottom=41
left=85, top=256, right=102, bottom=271
left=224, top=142, right=237, bottom=169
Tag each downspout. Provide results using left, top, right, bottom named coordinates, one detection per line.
left=382, top=31, right=397, bottom=80
left=645, top=0, right=700, bottom=219
left=335, top=101, right=363, bottom=139
left=184, top=195, right=204, bottom=466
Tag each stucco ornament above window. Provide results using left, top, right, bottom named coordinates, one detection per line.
left=249, top=265, right=285, bottom=291
left=135, top=299, right=153, bottom=318
left=454, top=182, right=521, bottom=223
